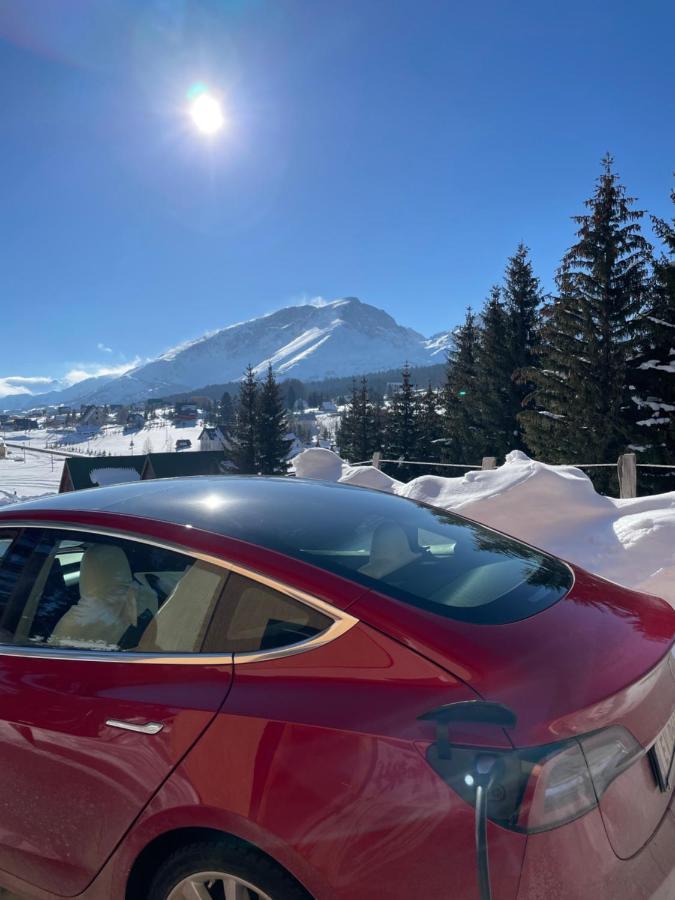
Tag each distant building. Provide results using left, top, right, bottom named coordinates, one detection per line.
left=320, top=400, right=338, bottom=412
left=198, top=426, right=227, bottom=451
left=60, top=449, right=236, bottom=492
left=125, top=412, right=145, bottom=430
left=174, top=402, right=199, bottom=423
left=9, top=417, right=39, bottom=431
left=59, top=455, right=145, bottom=493
left=46, top=413, right=69, bottom=427
left=80, top=406, right=106, bottom=428
left=189, top=395, right=215, bottom=411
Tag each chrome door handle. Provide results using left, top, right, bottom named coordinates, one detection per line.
left=106, top=719, right=164, bottom=735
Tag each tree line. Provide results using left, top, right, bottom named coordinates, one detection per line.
left=338, top=156, right=673, bottom=485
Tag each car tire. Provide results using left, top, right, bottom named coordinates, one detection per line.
left=147, top=839, right=310, bottom=900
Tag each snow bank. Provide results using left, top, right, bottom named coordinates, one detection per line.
left=292, top=448, right=675, bottom=606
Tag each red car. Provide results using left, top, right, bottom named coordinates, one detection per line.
left=0, top=477, right=672, bottom=900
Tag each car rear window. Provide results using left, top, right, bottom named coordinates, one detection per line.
left=206, top=485, right=573, bottom=625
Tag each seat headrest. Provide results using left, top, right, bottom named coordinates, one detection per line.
left=359, top=522, right=421, bottom=580
left=80, top=544, right=132, bottom=602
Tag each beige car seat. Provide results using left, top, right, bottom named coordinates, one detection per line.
left=136, top=562, right=225, bottom=653
left=359, top=522, right=421, bottom=580
left=49, top=545, right=136, bottom=649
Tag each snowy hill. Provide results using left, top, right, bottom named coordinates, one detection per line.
left=2, top=298, right=453, bottom=410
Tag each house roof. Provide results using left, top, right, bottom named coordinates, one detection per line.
left=59, top=454, right=145, bottom=492
left=141, top=450, right=230, bottom=480
left=199, top=427, right=222, bottom=439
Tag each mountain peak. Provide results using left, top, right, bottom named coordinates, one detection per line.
left=2, top=298, right=454, bottom=410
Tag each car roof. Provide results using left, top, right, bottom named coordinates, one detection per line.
left=1, top=476, right=396, bottom=544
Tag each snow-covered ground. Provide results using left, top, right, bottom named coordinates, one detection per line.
left=0, top=417, right=204, bottom=505
left=0, top=446, right=64, bottom=507
left=2, top=418, right=204, bottom=458
left=293, top=448, right=675, bottom=607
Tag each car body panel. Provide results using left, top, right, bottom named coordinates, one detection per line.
left=100, top=620, right=526, bottom=900
left=517, top=803, right=675, bottom=900
left=0, top=649, right=233, bottom=895
left=348, top=569, right=675, bottom=747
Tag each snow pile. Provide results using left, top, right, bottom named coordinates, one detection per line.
left=292, top=448, right=675, bottom=606
left=88, top=467, right=141, bottom=487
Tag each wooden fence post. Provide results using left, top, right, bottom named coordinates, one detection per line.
left=481, top=456, right=497, bottom=470
left=617, top=452, right=637, bottom=498
left=372, top=451, right=382, bottom=470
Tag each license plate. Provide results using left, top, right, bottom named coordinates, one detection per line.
left=650, top=709, right=675, bottom=792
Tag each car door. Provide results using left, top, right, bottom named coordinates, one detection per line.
left=0, top=525, right=234, bottom=896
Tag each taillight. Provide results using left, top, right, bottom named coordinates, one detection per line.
left=425, top=725, right=642, bottom=833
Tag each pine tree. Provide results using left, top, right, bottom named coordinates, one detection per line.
left=383, top=364, right=419, bottom=479
left=337, top=377, right=380, bottom=462
left=631, top=186, right=675, bottom=466
left=415, top=383, right=442, bottom=463
left=476, top=286, right=513, bottom=458
left=217, top=391, right=235, bottom=432
left=502, top=244, right=544, bottom=449
left=232, top=365, right=259, bottom=474
left=336, top=380, right=360, bottom=461
left=521, top=155, right=653, bottom=468
left=256, top=365, right=292, bottom=475
left=441, top=308, right=483, bottom=463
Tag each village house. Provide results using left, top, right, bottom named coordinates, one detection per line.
left=79, top=405, right=107, bottom=428
left=198, top=426, right=228, bottom=451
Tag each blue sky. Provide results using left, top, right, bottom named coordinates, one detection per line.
left=1, top=0, right=673, bottom=393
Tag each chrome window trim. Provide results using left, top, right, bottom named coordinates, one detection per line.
left=0, top=520, right=359, bottom=665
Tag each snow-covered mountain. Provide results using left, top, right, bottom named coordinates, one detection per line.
left=3, top=298, right=453, bottom=409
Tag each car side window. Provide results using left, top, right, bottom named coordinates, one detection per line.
left=204, top=571, right=333, bottom=654
left=2, top=529, right=228, bottom=654
left=0, top=529, right=47, bottom=644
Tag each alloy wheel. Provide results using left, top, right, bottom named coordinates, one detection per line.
left=167, top=870, right=274, bottom=900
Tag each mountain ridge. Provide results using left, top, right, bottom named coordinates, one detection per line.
left=2, top=298, right=453, bottom=410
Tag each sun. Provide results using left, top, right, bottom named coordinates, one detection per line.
left=189, top=92, right=225, bottom=135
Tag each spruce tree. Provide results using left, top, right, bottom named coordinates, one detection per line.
left=502, top=244, right=543, bottom=449
left=337, top=377, right=380, bottom=462
left=521, top=155, right=653, bottom=468
left=476, top=286, right=513, bottom=458
left=631, top=186, right=675, bottom=466
left=336, top=380, right=361, bottom=461
left=256, top=365, right=292, bottom=475
left=415, top=383, right=442, bottom=464
left=217, top=391, right=235, bottom=432
left=383, top=364, right=419, bottom=479
left=232, top=365, right=259, bottom=474
left=441, top=308, right=483, bottom=463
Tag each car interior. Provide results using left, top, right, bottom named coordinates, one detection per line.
left=0, top=530, right=333, bottom=656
